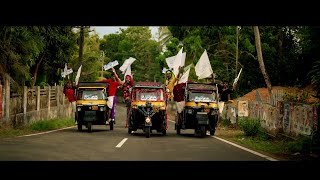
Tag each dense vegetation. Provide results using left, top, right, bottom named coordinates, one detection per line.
left=1, top=26, right=319, bottom=98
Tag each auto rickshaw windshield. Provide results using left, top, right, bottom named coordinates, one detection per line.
left=188, top=90, right=217, bottom=102
left=77, top=90, right=107, bottom=100
left=135, top=89, right=164, bottom=101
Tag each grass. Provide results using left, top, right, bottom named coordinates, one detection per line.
left=216, top=118, right=319, bottom=160
left=0, top=118, right=75, bottom=138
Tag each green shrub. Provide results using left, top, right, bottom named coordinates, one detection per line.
left=238, top=117, right=261, bottom=137
left=286, top=135, right=312, bottom=153
left=220, top=118, right=231, bottom=127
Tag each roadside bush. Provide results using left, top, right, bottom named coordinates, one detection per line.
left=286, top=135, right=312, bottom=153
left=220, top=118, right=231, bottom=127
left=238, top=117, right=261, bottom=137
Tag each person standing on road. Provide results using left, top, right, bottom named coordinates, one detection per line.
left=220, top=80, right=232, bottom=102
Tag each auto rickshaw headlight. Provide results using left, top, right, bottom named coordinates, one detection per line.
left=77, top=107, right=81, bottom=111
left=145, top=117, right=151, bottom=124
left=187, top=109, right=193, bottom=114
left=99, top=107, right=104, bottom=111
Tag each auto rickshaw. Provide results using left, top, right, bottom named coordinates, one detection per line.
left=175, top=82, right=219, bottom=137
left=75, top=82, right=113, bottom=132
left=127, top=82, right=167, bottom=138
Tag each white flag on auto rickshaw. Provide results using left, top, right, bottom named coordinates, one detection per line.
left=195, top=49, right=213, bottom=79
left=178, top=64, right=191, bottom=84
left=165, top=52, right=186, bottom=69
left=172, top=47, right=184, bottom=76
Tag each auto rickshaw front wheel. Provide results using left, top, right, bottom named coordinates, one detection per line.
left=175, top=123, right=181, bottom=135
left=87, top=122, right=92, bottom=132
left=145, top=126, right=150, bottom=138
left=77, top=123, right=82, bottom=131
left=110, top=121, right=114, bottom=131
left=161, top=129, right=166, bottom=136
left=195, top=126, right=206, bottom=138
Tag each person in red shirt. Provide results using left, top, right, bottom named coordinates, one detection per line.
left=64, top=82, right=76, bottom=122
left=101, top=67, right=120, bottom=124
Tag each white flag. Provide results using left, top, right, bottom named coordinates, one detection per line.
left=195, top=49, right=213, bottom=79
left=120, top=57, right=136, bottom=74
left=62, top=63, right=68, bottom=78
left=233, top=68, right=242, bottom=88
left=75, top=65, right=82, bottom=85
left=165, top=52, right=186, bottom=69
left=178, top=66, right=190, bottom=84
left=172, top=47, right=183, bottom=76
left=103, top=60, right=119, bottom=71
left=61, top=68, right=73, bottom=77
left=124, top=65, right=132, bottom=79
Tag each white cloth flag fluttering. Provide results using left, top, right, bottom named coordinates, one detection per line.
left=233, top=68, right=242, bottom=88
left=195, top=49, right=213, bottom=79
left=120, top=57, right=136, bottom=74
left=178, top=64, right=191, bottom=84
left=104, top=60, right=119, bottom=71
left=75, top=65, right=82, bottom=85
left=172, top=47, right=184, bottom=76
left=124, top=65, right=132, bottom=79
left=165, top=52, right=186, bottom=69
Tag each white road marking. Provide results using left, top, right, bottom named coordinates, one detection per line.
left=167, top=119, right=278, bottom=161
left=16, top=126, right=76, bottom=138
left=213, top=136, right=278, bottom=161
left=116, top=138, right=128, bottom=148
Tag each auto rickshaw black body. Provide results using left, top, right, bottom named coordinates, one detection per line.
left=127, top=82, right=167, bottom=138
left=175, top=82, right=219, bottom=137
left=75, top=82, right=113, bottom=132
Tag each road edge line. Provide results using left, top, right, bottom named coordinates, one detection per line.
left=16, top=126, right=76, bottom=138
left=213, top=136, right=278, bottom=161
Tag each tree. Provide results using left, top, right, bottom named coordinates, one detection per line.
left=253, top=26, right=272, bottom=95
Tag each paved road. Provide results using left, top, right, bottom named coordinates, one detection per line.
left=0, top=103, right=274, bottom=161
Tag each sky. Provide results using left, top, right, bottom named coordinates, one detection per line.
left=91, top=26, right=159, bottom=39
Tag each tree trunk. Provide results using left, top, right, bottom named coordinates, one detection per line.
left=31, top=53, right=45, bottom=87
left=277, top=27, right=284, bottom=85
left=253, top=26, right=272, bottom=97
left=253, top=26, right=272, bottom=100
left=235, top=26, right=239, bottom=79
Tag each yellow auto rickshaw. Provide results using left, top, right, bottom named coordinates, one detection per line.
left=127, top=82, right=167, bottom=138
left=75, top=82, right=113, bottom=132
left=175, top=82, right=219, bottom=137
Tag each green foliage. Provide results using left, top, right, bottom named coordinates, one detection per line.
left=238, top=117, right=261, bottom=137
left=29, top=118, right=75, bottom=131
left=220, top=118, right=231, bottom=127
left=283, top=91, right=309, bottom=103
left=0, top=118, right=74, bottom=138
left=285, top=135, right=312, bottom=153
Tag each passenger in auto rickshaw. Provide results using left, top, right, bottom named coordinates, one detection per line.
left=165, top=69, right=177, bottom=102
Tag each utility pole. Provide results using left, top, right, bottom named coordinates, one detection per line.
left=101, top=51, right=105, bottom=78
left=78, top=26, right=85, bottom=69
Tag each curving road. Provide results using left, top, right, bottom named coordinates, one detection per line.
left=0, top=103, right=276, bottom=161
